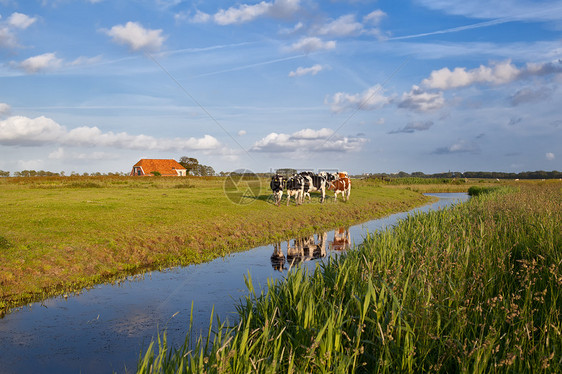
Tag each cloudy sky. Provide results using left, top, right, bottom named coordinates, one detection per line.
left=0, top=0, right=561, bottom=174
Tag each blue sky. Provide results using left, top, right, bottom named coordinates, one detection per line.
left=0, top=0, right=561, bottom=175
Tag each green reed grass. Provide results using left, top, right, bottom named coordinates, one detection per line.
left=137, top=183, right=561, bottom=373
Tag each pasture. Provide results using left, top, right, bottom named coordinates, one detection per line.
left=138, top=182, right=562, bottom=373
left=0, top=175, right=431, bottom=314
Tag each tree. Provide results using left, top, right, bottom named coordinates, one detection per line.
left=178, top=157, right=215, bottom=176
left=0, top=170, right=9, bottom=177
left=178, top=157, right=199, bottom=174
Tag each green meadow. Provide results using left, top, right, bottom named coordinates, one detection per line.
left=0, top=175, right=431, bottom=314
left=137, top=182, right=561, bottom=373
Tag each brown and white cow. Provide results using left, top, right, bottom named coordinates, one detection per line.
left=328, top=175, right=351, bottom=202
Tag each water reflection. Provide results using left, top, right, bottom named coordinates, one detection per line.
left=271, top=232, right=328, bottom=270
left=330, top=228, right=351, bottom=251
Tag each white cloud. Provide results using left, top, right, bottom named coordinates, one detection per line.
left=285, top=36, right=336, bottom=53
left=546, top=152, right=555, bottom=161
left=185, top=10, right=211, bottom=24
left=238, top=130, right=247, bottom=136
left=0, top=103, right=10, bottom=116
left=0, top=115, right=222, bottom=151
left=398, top=85, right=445, bottom=112
left=214, top=2, right=272, bottom=25
left=325, top=84, right=392, bottom=113
left=0, top=116, right=65, bottom=145
left=288, top=64, right=324, bottom=77
left=422, top=60, right=520, bottom=90
left=422, top=60, right=562, bottom=90
left=104, top=21, right=166, bottom=52
left=8, top=12, right=36, bottom=29
left=316, top=14, right=364, bottom=37
left=363, top=10, right=386, bottom=25
left=251, top=127, right=367, bottom=153
left=212, top=0, right=301, bottom=25
left=17, top=52, right=63, bottom=73
left=0, top=26, right=18, bottom=48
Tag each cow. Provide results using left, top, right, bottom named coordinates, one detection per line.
left=300, top=171, right=328, bottom=202
left=270, top=174, right=284, bottom=206
left=328, top=175, right=351, bottom=202
left=285, top=174, right=305, bottom=205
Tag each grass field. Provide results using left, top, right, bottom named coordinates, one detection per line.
left=0, top=175, right=433, bottom=314
left=137, top=181, right=561, bottom=373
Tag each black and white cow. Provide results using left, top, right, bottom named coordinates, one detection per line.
left=285, top=174, right=305, bottom=205
left=270, top=174, right=284, bottom=206
left=300, top=171, right=329, bottom=203
left=302, top=172, right=328, bottom=202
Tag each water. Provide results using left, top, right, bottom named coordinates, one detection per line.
left=0, top=193, right=468, bottom=373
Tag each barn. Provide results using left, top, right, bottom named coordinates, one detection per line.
left=130, top=159, right=187, bottom=176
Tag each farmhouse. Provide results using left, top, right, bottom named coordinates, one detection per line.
left=130, top=159, right=187, bottom=176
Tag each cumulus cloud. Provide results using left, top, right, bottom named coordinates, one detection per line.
left=8, top=12, right=37, bottom=29
left=311, top=11, right=387, bottom=39
left=286, top=36, right=336, bottom=53
left=214, top=2, right=272, bottom=25
left=423, top=59, right=562, bottom=90
left=315, top=14, right=364, bottom=37
left=546, top=152, right=555, bottom=161
left=364, top=10, right=386, bottom=25
left=325, top=84, right=392, bottom=113
left=183, top=10, right=211, bottom=24
left=398, top=85, right=445, bottom=112
left=288, top=64, right=324, bottom=77
left=0, top=26, right=18, bottom=48
left=0, top=12, right=36, bottom=49
left=16, top=52, right=63, bottom=73
left=193, top=0, right=301, bottom=25
left=0, top=103, right=10, bottom=117
left=0, top=115, right=222, bottom=151
left=389, top=121, right=434, bottom=134
left=104, top=21, right=166, bottom=52
left=433, top=139, right=480, bottom=154
left=251, top=128, right=367, bottom=153
left=423, top=60, right=520, bottom=90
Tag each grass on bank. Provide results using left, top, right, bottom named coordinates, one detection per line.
left=0, top=176, right=431, bottom=315
left=137, top=182, right=561, bottom=373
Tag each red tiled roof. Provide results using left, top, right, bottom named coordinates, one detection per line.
left=131, top=159, right=186, bottom=176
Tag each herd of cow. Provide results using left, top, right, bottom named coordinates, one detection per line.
left=269, top=171, right=352, bottom=206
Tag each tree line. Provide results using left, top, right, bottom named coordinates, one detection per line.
left=1, top=168, right=560, bottom=179
left=366, top=170, right=562, bottom=180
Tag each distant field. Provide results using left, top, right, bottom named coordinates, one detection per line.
left=0, top=175, right=434, bottom=313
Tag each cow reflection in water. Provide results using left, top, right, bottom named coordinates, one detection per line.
left=330, top=228, right=351, bottom=251
left=270, top=232, right=327, bottom=271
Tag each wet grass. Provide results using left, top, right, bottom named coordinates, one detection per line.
left=0, top=176, right=432, bottom=315
left=137, top=182, right=561, bottom=373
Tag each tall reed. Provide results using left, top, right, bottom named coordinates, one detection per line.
left=137, top=183, right=561, bottom=373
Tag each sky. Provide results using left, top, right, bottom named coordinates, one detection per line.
left=0, top=0, right=561, bottom=175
